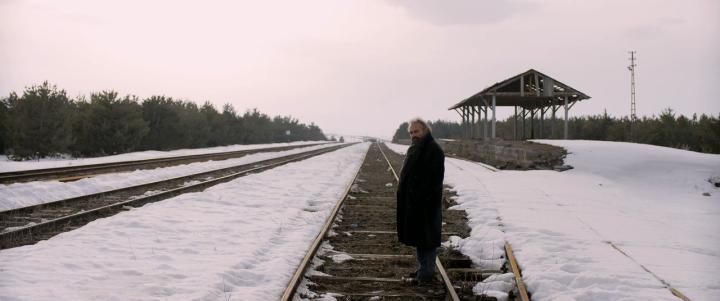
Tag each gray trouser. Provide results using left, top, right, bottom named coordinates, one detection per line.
left=416, top=247, right=437, bottom=279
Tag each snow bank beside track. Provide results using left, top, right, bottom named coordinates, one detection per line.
left=389, top=139, right=720, bottom=300
left=0, top=141, right=326, bottom=172
left=0, top=143, right=342, bottom=211
left=0, top=143, right=369, bottom=300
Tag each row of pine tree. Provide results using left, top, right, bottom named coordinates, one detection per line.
left=392, top=110, right=720, bottom=154
left=0, top=82, right=327, bottom=160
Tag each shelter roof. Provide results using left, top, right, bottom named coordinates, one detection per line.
left=449, top=69, right=591, bottom=110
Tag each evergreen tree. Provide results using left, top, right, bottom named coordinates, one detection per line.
left=199, top=101, right=224, bottom=146
left=0, top=97, right=8, bottom=154
left=242, top=108, right=273, bottom=143
left=0, top=82, right=329, bottom=160
left=3, top=82, right=75, bottom=159
left=220, top=103, right=243, bottom=145
left=72, top=91, right=148, bottom=156
left=140, top=96, right=184, bottom=150
left=392, top=122, right=410, bottom=143
left=306, top=122, right=327, bottom=141
left=391, top=109, right=720, bottom=154
left=176, top=101, right=211, bottom=148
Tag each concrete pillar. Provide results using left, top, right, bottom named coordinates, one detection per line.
left=521, top=107, right=526, bottom=140
left=513, top=106, right=518, bottom=140
left=540, top=106, right=545, bottom=139
left=483, top=104, right=488, bottom=139
left=530, top=108, right=535, bottom=139
left=462, top=107, right=466, bottom=138
left=470, top=106, right=476, bottom=138
left=464, top=107, right=469, bottom=138
left=491, top=94, right=496, bottom=139
left=550, top=100, right=557, bottom=139
left=474, top=106, right=482, bottom=138
left=564, top=96, right=569, bottom=139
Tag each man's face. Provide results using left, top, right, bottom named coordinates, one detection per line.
left=408, top=123, right=426, bottom=144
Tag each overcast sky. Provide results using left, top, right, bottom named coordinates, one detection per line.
left=2, top=0, right=718, bottom=139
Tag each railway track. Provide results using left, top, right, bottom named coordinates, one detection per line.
left=281, top=142, right=529, bottom=300
left=382, top=144, right=529, bottom=301
left=0, top=142, right=328, bottom=184
left=0, top=143, right=350, bottom=250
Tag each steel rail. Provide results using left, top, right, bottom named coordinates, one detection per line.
left=279, top=143, right=368, bottom=301
left=0, top=144, right=351, bottom=250
left=377, top=142, right=461, bottom=301
left=444, top=158, right=531, bottom=301
left=0, top=142, right=328, bottom=183
left=0, top=144, right=341, bottom=216
left=576, top=217, right=692, bottom=301
left=506, top=243, right=531, bottom=301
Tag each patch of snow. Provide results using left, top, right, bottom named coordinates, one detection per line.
left=0, top=141, right=327, bottom=172
left=473, top=273, right=515, bottom=301
left=447, top=140, right=720, bottom=300
left=384, top=142, right=408, bottom=155
left=442, top=235, right=463, bottom=249
left=349, top=184, right=367, bottom=194
left=330, top=253, right=353, bottom=263
left=0, top=143, right=343, bottom=211
left=0, top=143, right=369, bottom=300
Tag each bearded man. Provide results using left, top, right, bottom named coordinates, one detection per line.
left=396, top=118, right=445, bottom=284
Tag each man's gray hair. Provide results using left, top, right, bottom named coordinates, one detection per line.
left=407, top=118, right=432, bottom=133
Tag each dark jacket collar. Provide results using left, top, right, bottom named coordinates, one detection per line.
left=413, top=132, right=434, bottom=149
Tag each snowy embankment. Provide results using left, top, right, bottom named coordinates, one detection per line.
left=0, top=143, right=340, bottom=211
left=388, top=140, right=720, bottom=300
left=384, top=142, right=408, bottom=155
left=0, top=141, right=326, bottom=173
left=0, top=142, right=369, bottom=301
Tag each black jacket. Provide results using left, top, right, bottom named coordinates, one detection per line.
left=396, top=133, right=445, bottom=248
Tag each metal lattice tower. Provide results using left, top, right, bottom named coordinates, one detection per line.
left=628, top=51, right=637, bottom=122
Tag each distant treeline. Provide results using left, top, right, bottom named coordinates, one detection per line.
left=392, top=110, right=720, bottom=154
left=0, top=82, right=327, bottom=160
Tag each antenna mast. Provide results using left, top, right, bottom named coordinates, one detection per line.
left=628, top=51, right=637, bottom=122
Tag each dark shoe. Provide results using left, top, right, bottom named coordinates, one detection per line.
left=401, top=276, right=416, bottom=285
left=402, top=275, right=433, bottom=286
left=416, top=276, right=433, bottom=285
left=401, top=271, right=419, bottom=286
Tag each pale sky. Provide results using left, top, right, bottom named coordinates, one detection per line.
left=2, top=0, right=719, bottom=139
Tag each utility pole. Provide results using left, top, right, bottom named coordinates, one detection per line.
left=628, top=51, right=637, bottom=140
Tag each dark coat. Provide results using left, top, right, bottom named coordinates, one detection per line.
left=396, top=132, right=445, bottom=248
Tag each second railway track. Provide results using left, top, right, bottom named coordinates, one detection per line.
left=0, top=143, right=351, bottom=250
left=0, top=142, right=327, bottom=184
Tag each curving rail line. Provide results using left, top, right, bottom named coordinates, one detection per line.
left=0, top=143, right=351, bottom=250
left=0, top=142, right=328, bottom=184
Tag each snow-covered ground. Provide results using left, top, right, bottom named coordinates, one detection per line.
left=388, top=140, right=720, bottom=300
left=0, top=141, right=327, bottom=173
left=0, top=143, right=342, bottom=211
left=2, top=140, right=716, bottom=300
left=0, top=143, right=369, bottom=301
